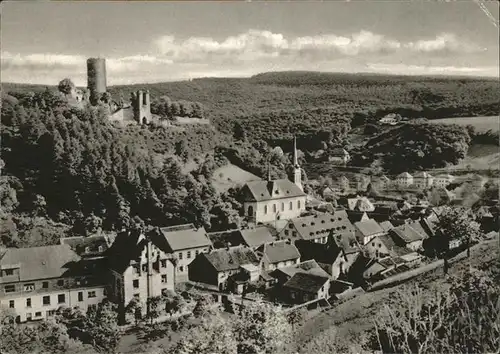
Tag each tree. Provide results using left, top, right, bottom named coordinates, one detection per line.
left=58, top=78, right=76, bottom=95
left=146, top=296, right=164, bottom=325
left=125, top=298, right=143, bottom=326
left=432, top=206, right=482, bottom=258
left=286, top=307, right=308, bottom=330
left=192, top=293, right=218, bottom=318
left=173, top=311, right=237, bottom=354
left=233, top=122, right=247, bottom=141
left=373, top=268, right=500, bottom=354
left=233, top=299, right=293, bottom=354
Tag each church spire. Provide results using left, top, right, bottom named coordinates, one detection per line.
left=267, top=160, right=272, bottom=181
left=293, top=135, right=299, bottom=167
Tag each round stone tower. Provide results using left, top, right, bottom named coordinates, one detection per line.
left=87, top=58, right=107, bottom=105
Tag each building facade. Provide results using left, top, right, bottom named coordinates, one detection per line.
left=413, top=172, right=434, bottom=190
left=0, top=245, right=107, bottom=323
left=395, top=172, right=413, bottom=188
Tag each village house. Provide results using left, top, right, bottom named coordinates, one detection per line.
left=363, top=257, right=411, bottom=282
left=373, top=175, right=392, bottom=190
left=346, top=210, right=370, bottom=224
left=379, top=220, right=395, bottom=232
left=395, top=172, right=413, bottom=188
left=347, top=196, right=375, bottom=212
left=282, top=272, right=331, bottom=304
left=0, top=245, right=107, bottom=323
left=295, top=232, right=362, bottom=280
left=278, top=211, right=356, bottom=244
left=389, top=223, right=427, bottom=251
left=241, top=137, right=307, bottom=224
left=413, top=172, right=434, bottom=190
left=379, top=113, right=400, bottom=125
left=336, top=175, right=351, bottom=193
left=433, top=174, right=455, bottom=188
left=207, top=226, right=275, bottom=250
left=354, top=219, right=386, bottom=245
left=255, top=240, right=301, bottom=272
left=60, top=234, right=112, bottom=258
left=328, top=148, right=351, bottom=164
left=155, top=224, right=212, bottom=283
left=270, top=259, right=330, bottom=285
left=106, top=230, right=176, bottom=320
left=188, top=246, right=260, bottom=292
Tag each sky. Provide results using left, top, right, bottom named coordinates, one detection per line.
left=1, top=1, right=499, bottom=85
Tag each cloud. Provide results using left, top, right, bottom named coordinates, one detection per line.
left=405, top=33, right=484, bottom=54
left=0, top=30, right=494, bottom=85
left=155, top=30, right=482, bottom=63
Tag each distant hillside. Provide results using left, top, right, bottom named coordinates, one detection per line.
left=3, top=71, right=499, bottom=145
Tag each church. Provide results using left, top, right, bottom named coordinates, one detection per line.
left=241, top=137, right=307, bottom=224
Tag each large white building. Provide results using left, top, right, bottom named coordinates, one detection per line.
left=0, top=245, right=106, bottom=323
left=395, top=172, right=413, bottom=188
left=242, top=137, right=307, bottom=224
left=413, top=172, right=434, bottom=189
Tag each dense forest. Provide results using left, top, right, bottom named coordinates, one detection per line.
left=1, top=71, right=499, bottom=246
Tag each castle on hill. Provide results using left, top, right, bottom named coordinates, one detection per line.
left=66, top=57, right=152, bottom=125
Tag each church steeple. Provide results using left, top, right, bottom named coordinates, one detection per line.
left=292, top=136, right=303, bottom=191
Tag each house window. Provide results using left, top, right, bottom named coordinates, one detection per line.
left=195, top=250, right=200, bottom=256
left=187, top=251, right=191, bottom=259
left=289, top=201, right=293, bottom=210
left=133, top=294, right=140, bottom=300
left=24, top=283, right=35, bottom=292
left=27, top=313, right=32, bottom=321
left=178, top=252, right=183, bottom=260
left=58, top=294, right=66, bottom=304
left=179, top=266, right=184, bottom=272
left=88, top=291, right=96, bottom=298
left=273, top=204, right=277, bottom=213
left=43, top=296, right=51, bottom=305
left=35, top=312, right=42, bottom=317
left=133, top=280, right=139, bottom=288
left=284, top=230, right=289, bottom=236
left=281, top=203, right=285, bottom=212
left=26, top=298, right=31, bottom=308
left=141, top=264, right=147, bottom=272
left=78, top=292, right=83, bottom=302
left=297, top=200, right=301, bottom=209
left=42, top=281, right=49, bottom=289
left=9, top=300, right=14, bottom=308
left=161, top=288, right=168, bottom=296
left=160, top=260, right=167, bottom=268
left=264, top=205, right=268, bottom=214
left=292, top=231, right=297, bottom=237
left=4, top=285, right=15, bottom=293
left=133, top=265, right=140, bottom=274
left=5, top=269, right=13, bottom=276
left=161, top=274, right=167, bottom=283
left=57, top=280, right=64, bottom=286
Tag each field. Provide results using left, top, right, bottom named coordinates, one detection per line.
left=429, top=115, right=499, bottom=132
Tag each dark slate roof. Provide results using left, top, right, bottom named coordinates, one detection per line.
left=283, top=272, right=330, bottom=293
left=240, top=227, right=276, bottom=248
left=203, top=246, right=260, bottom=272
left=333, top=233, right=362, bottom=254
left=390, top=224, right=426, bottom=244
left=160, top=224, right=211, bottom=251
left=354, top=219, right=385, bottom=238
left=107, top=231, right=149, bottom=273
left=330, top=280, right=354, bottom=294
left=244, top=179, right=305, bottom=202
left=331, top=148, right=349, bottom=156
left=346, top=211, right=368, bottom=224
left=60, top=235, right=109, bottom=257
left=207, top=229, right=246, bottom=249
left=256, top=240, right=300, bottom=263
left=290, top=211, right=355, bottom=241
left=295, top=240, right=339, bottom=264
left=407, top=221, right=432, bottom=239
left=0, top=245, right=80, bottom=283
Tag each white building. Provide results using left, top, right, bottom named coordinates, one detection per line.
left=413, top=172, right=434, bottom=189
left=0, top=245, right=107, bottom=323
left=433, top=174, right=455, bottom=188
left=395, top=172, right=413, bottom=188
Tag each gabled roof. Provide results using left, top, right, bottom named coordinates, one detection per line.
left=354, top=219, right=385, bottom=238
left=346, top=210, right=369, bottom=224
left=203, top=246, right=260, bottom=272
left=107, top=231, right=149, bottom=273
left=0, top=245, right=81, bottom=283
left=379, top=221, right=395, bottom=232
left=375, top=234, right=411, bottom=257
left=397, top=172, right=413, bottom=178
left=407, top=220, right=432, bottom=239
left=289, top=211, right=355, bottom=241
left=256, top=240, right=300, bottom=264
left=331, top=148, right=349, bottom=156
left=390, top=224, right=426, bottom=244
left=276, top=259, right=331, bottom=279
left=160, top=224, right=211, bottom=251
left=244, top=179, right=305, bottom=202
left=240, top=227, right=276, bottom=248
left=283, top=272, right=330, bottom=293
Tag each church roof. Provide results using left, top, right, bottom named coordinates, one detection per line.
left=244, top=179, right=305, bottom=202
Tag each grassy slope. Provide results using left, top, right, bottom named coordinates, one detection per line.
left=295, top=234, right=500, bottom=353
left=428, top=116, right=500, bottom=132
